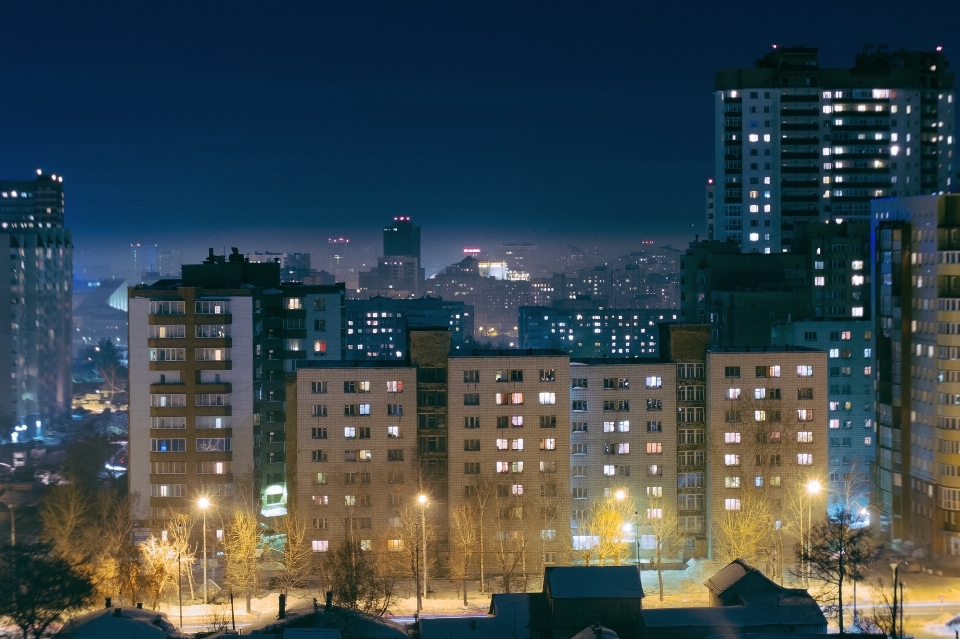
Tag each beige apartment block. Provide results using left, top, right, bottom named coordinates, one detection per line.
left=568, top=360, right=678, bottom=563
left=705, top=347, right=829, bottom=562
left=446, top=352, right=571, bottom=583
left=292, top=363, right=419, bottom=556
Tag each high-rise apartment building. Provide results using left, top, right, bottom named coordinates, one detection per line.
left=713, top=46, right=954, bottom=253
left=383, top=216, right=421, bottom=260
left=127, top=250, right=345, bottom=531
left=873, top=194, right=960, bottom=559
left=0, top=172, right=72, bottom=431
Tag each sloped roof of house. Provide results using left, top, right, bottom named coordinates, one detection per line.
left=544, top=566, right=644, bottom=600
left=704, top=558, right=816, bottom=606
left=55, top=606, right=187, bottom=639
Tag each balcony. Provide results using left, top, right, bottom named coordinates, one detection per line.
left=196, top=382, right=233, bottom=394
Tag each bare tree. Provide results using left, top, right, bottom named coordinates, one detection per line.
left=585, top=495, right=632, bottom=566
left=322, top=537, right=396, bottom=616
left=273, top=508, right=313, bottom=596
left=450, top=505, right=478, bottom=605
left=491, top=486, right=529, bottom=593
left=166, top=512, right=198, bottom=601
left=856, top=577, right=896, bottom=636
left=38, top=484, right=90, bottom=565
left=139, top=536, right=179, bottom=609
left=468, top=478, right=497, bottom=593
left=222, top=485, right=262, bottom=612
left=645, top=496, right=680, bottom=602
left=793, top=508, right=882, bottom=634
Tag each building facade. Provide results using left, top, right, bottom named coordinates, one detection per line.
left=771, top=319, right=875, bottom=516
left=0, top=172, right=72, bottom=431
left=713, top=46, right=954, bottom=253
left=127, top=251, right=345, bottom=531
left=706, top=347, right=829, bottom=562
left=519, top=306, right=678, bottom=358
left=873, top=194, right=960, bottom=559
left=345, top=297, right=474, bottom=360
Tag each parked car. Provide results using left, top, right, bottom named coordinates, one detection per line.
left=899, top=558, right=921, bottom=573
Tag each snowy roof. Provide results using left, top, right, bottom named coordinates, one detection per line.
left=56, top=606, right=188, bottom=639
left=421, top=594, right=533, bottom=639
left=703, top=558, right=754, bottom=596
left=703, top=559, right=815, bottom=607
left=570, top=625, right=620, bottom=639
left=544, top=566, right=644, bottom=600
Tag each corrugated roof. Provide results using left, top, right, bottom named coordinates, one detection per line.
left=545, top=566, right=644, bottom=600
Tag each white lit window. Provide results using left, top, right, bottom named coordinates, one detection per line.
left=603, top=465, right=615, bottom=476
left=725, top=476, right=740, bottom=488
left=312, top=540, right=329, bottom=552
left=815, top=277, right=825, bottom=286
left=724, top=432, right=741, bottom=444
left=727, top=388, right=741, bottom=400
left=725, top=499, right=741, bottom=511
left=798, top=431, right=813, bottom=443
left=749, top=233, right=760, bottom=242
left=852, top=307, right=864, bottom=317
left=724, top=454, right=740, bottom=466
left=798, top=453, right=814, bottom=466
left=749, top=134, right=759, bottom=142
left=539, top=392, right=556, bottom=405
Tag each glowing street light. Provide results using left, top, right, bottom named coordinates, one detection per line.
left=198, top=496, right=211, bottom=603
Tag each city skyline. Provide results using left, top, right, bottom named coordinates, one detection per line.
left=2, top=1, right=957, bottom=271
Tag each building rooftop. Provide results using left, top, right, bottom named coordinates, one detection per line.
left=452, top=348, right=570, bottom=359
left=544, top=566, right=644, bottom=600
left=707, top=345, right=823, bottom=354
left=297, top=360, right=415, bottom=370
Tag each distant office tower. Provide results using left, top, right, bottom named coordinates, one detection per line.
left=383, top=216, right=420, bottom=260
left=157, top=248, right=184, bottom=277
left=131, top=243, right=159, bottom=280
left=359, top=217, right=425, bottom=297
left=873, top=194, right=960, bottom=558
left=0, top=172, right=73, bottom=431
left=127, top=248, right=345, bottom=533
left=713, top=46, right=954, bottom=253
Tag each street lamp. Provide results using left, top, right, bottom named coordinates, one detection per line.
left=198, top=496, right=211, bottom=604
left=418, top=494, right=428, bottom=602
left=803, top=479, right=822, bottom=586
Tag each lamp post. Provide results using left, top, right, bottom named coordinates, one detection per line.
left=418, top=494, right=428, bottom=601
left=889, top=562, right=900, bottom=639
left=198, top=496, right=211, bottom=604
left=803, top=479, right=822, bottom=586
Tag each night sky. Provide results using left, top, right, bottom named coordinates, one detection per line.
left=1, top=0, right=957, bottom=274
